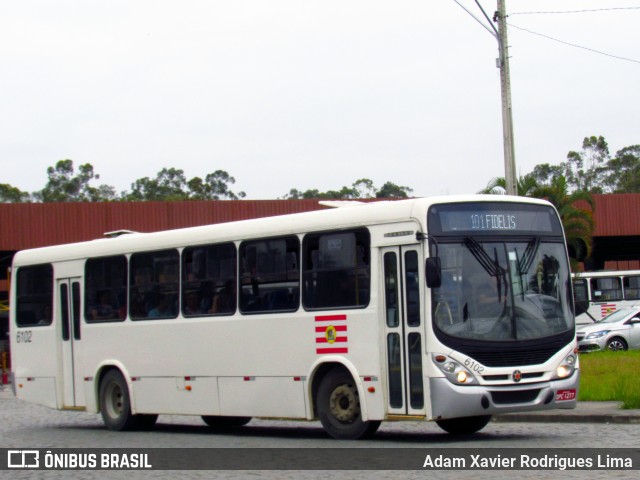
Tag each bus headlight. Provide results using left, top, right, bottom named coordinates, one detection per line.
left=553, top=353, right=577, bottom=379
left=432, top=354, right=478, bottom=385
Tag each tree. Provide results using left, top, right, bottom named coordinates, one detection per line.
left=375, top=182, right=413, bottom=198
left=564, top=135, right=610, bottom=193
left=479, top=174, right=540, bottom=197
left=0, top=183, right=31, bottom=203
left=530, top=163, right=564, bottom=186
left=351, top=179, right=377, bottom=199
left=534, top=176, right=595, bottom=262
left=33, top=160, right=117, bottom=202
left=478, top=173, right=595, bottom=265
left=284, top=179, right=413, bottom=199
left=529, top=136, right=613, bottom=194
left=124, top=168, right=189, bottom=201
left=604, top=145, right=640, bottom=193
left=123, top=168, right=246, bottom=201
left=187, top=170, right=246, bottom=200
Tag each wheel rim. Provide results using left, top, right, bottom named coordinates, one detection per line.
left=105, top=381, right=124, bottom=419
left=608, top=339, right=626, bottom=351
left=329, top=384, right=359, bottom=423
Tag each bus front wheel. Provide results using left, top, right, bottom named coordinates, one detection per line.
left=436, top=415, right=492, bottom=435
left=99, top=370, right=157, bottom=431
left=317, top=368, right=380, bottom=440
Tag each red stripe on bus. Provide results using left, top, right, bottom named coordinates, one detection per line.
left=316, top=337, right=348, bottom=343
left=316, top=347, right=349, bottom=354
left=315, top=314, right=347, bottom=322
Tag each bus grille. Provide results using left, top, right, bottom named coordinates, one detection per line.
left=464, top=346, right=561, bottom=367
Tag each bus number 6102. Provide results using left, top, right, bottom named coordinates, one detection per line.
left=16, top=331, right=33, bottom=343
left=464, top=358, right=484, bottom=374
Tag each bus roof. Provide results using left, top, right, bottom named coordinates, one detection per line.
left=572, top=270, right=640, bottom=278
left=12, top=195, right=552, bottom=267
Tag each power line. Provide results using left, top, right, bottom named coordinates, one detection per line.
left=510, top=7, right=640, bottom=16
left=508, top=23, right=640, bottom=65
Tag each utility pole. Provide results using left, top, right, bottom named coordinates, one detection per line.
left=495, top=0, right=518, bottom=196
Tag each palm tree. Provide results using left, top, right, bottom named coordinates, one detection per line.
left=479, top=175, right=595, bottom=265
left=478, top=174, right=540, bottom=197
left=535, top=176, right=595, bottom=263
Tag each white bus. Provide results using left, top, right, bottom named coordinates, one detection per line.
left=10, top=196, right=579, bottom=439
left=572, top=270, right=640, bottom=325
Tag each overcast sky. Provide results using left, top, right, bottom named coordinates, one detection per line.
left=1, top=1, right=638, bottom=199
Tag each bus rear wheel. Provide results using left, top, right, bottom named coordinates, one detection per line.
left=436, top=415, right=492, bottom=435
left=317, top=368, right=380, bottom=440
left=99, top=370, right=158, bottom=431
left=201, top=416, right=252, bottom=429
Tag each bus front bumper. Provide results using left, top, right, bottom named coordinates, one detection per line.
left=429, top=372, right=579, bottom=420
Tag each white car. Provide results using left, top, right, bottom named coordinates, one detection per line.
left=576, top=306, right=640, bottom=352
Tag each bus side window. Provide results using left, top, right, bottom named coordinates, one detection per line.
left=590, top=277, right=622, bottom=301
left=130, top=250, right=179, bottom=321
left=85, top=256, right=127, bottom=322
left=624, top=276, right=640, bottom=300
left=16, top=264, right=54, bottom=327
left=239, top=236, right=299, bottom=314
left=302, top=229, right=370, bottom=310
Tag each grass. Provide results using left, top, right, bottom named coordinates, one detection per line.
left=578, top=350, right=640, bottom=409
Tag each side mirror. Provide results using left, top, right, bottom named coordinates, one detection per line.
left=426, top=257, right=442, bottom=289
left=574, top=300, right=589, bottom=317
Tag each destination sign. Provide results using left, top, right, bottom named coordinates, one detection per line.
left=428, top=203, right=560, bottom=235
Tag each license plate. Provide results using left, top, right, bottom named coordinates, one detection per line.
left=555, top=389, right=577, bottom=402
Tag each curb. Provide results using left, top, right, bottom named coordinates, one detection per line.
left=494, top=401, right=640, bottom=424
left=494, top=413, right=640, bottom=424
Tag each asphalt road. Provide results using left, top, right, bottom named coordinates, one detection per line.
left=1, top=387, right=638, bottom=480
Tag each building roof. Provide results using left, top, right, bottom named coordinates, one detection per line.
left=0, top=194, right=638, bottom=252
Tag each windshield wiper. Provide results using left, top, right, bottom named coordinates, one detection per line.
left=463, top=237, right=508, bottom=301
left=517, top=236, right=541, bottom=275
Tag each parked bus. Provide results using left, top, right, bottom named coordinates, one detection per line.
left=9, top=196, right=579, bottom=439
left=572, top=270, right=640, bottom=325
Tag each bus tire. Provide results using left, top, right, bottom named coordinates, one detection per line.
left=436, top=415, right=492, bottom=435
left=201, top=416, right=252, bottom=428
left=99, top=370, right=140, bottom=431
left=317, top=368, right=381, bottom=440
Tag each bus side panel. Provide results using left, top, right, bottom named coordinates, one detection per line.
left=13, top=376, right=58, bottom=409
left=11, top=325, right=59, bottom=409
left=577, top=300, right=634, bottom=326
left=218, top=377, right=307, bottom=418
left=132, top=377, right=220, bottom=416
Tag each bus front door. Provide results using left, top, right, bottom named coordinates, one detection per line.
left=57, top=278, right=85, bottom=409
left=382, top=246, right=425, bottom=416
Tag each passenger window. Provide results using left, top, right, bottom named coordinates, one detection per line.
left=130, top=250, right=179, bottom=320
left=182, top=243, right=237, bottom=316
left=624, top=276, right=640, bottom=300
left=239, top=237, right=299, bottom=314
left=590, top=277, right=622, bottom=301
left=302, top=229, right=370, bottom=310
left=85, top=256, right=127, bottom=322
left=16, top=264, right=53, bottom=327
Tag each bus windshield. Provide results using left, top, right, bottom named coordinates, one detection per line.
left=433, top=238, right=573, bottom=341
left=427, top=201, right=573, bottom=342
